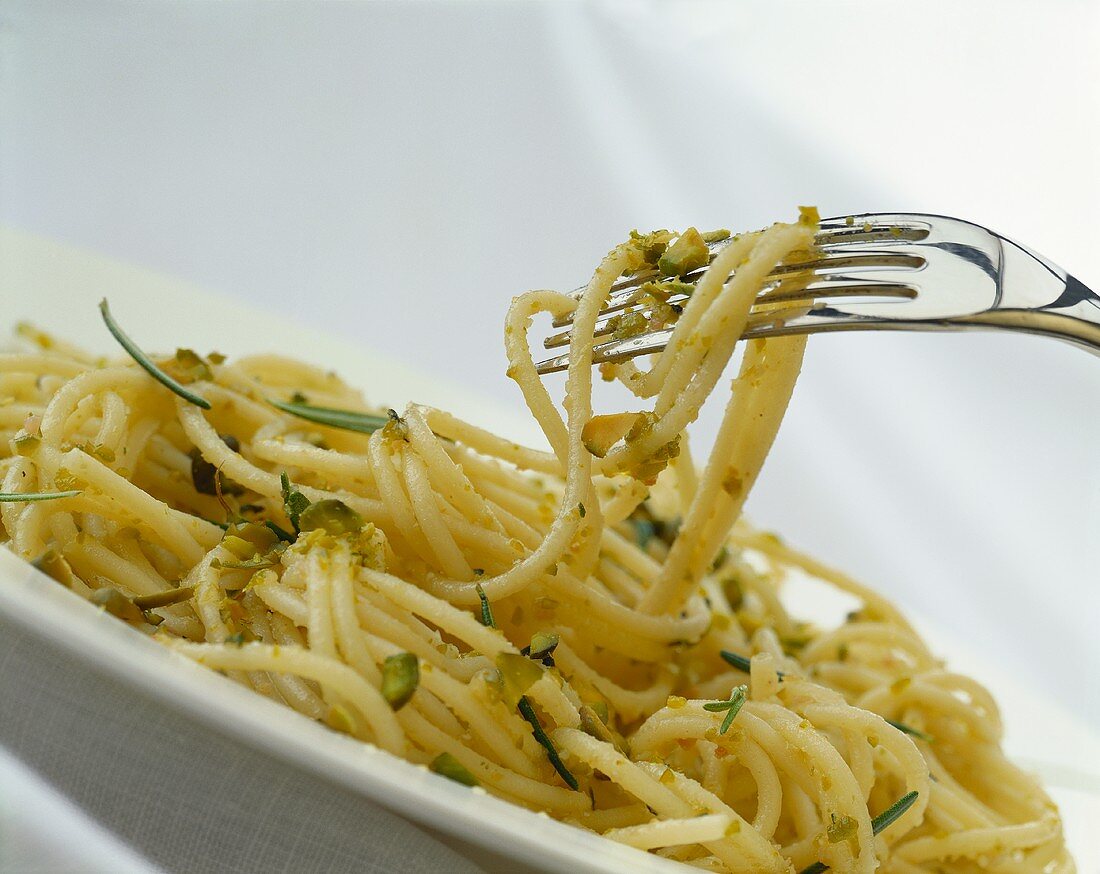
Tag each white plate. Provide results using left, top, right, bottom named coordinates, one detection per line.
left=2, top=226, right=1097, bottom=872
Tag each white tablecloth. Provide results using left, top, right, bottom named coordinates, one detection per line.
left=1, top=1, right=1098, bottom=870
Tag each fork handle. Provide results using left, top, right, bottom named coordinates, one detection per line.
left=955, top=308, right=1100, bottom=356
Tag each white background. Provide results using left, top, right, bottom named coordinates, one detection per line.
left=1, top=1, right=1098, bottom=870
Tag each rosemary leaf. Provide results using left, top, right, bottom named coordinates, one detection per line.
left=720, top=649, right=785, bottom=679
left=0, top=490, right=82, bottom=502
left=517, top=696, right=578, bottom=790
left=872, top=791, right=919, bottom=835
left=476, top=583, right=496, bottom=628
left=99, top=299, right=211, bottom=409
left=718, top=686, right=747, bottom=734
left=269, top=399, right=389, bottom=434
left=797, top=791, right=919, bottom=874
left=886, top=720, right=934, bottom=743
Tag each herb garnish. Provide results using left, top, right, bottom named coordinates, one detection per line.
left=797, top=791, right=920, bottom=873
left=886, top=720, right=934, bottom=743
left=720, top=650, right=785, bottom=679
left=0, top=491, right=82, bottom=502
left=269, top=399, right=389, bottom=434
left=517, top=696, right=579, bottom=790
left=99, top=299, right=211, bottom=409
left=475, top=586, right=576, bottom=790
left=871, top=791, right=919, bottom=834
left=476, top=583, right=495, bottom=628
left=701, top=684, right=748, bottom=734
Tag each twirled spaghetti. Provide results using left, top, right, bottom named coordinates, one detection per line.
left=0, top=215, right=1071, bottom=872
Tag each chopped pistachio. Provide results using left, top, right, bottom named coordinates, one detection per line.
left=325, top=704, right=356, bottom=735
left=528, top=631, right=559, bottom=661
left=159, top=348, right=213, bottom=385
left=827, top=814, right=857, bottom=843
left=223, top=522, right=279, bottom=558
left=579, top=704, right=620, bottom=749
left=582, top=412, right=643, bottom=458
left=624, top=229, right=676, bottom=273
left=90, top=587, right=145, bottom=624
left=381, top=652, right=419, bottom=710
left=12, top=432, right=40, bottom=456
left=132, top=586, right=195, bottom=610
left=430, top=752, right=478, bottom=786
left=380, top=408, right=409, bottom=441
left=280, top=472, right=311, bottom=533
left=496, top=652, right=544, bottom=708
left=31, top=549, right=75, bottom=588
left=658, top=227, right=710, bottom=277
left=53, top=469, right=79, bottom=491
left=298, top=499, right=364, bottom=536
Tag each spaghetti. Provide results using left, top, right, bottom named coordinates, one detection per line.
left=0, top=214, right=1071, bottom=872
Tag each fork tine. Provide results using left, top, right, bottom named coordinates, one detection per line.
left=540, top=276, right=918, bottom=351
left=534, top=296, right=915, bottom=376
left=550, top=247, right=926, bottom=329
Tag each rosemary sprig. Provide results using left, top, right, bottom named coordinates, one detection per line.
left=701, top=685, right=748, bottom=734
left=264, top=520, right=296, bottom=542
left=886, top=719, right=934, bottom=743
left=269, top=399, right=389, bottom=434
left=797, top=791, right=920, bottom=874
left=0, top=490, right=82, bottom=502
left=720, top=649, right=785, bottom=679
left=473, top=584, right=575, bottom=789
left=517, top=695, right=578, bottom=790
left=99, top=299, right=211, bottom=409
left=870, top=790, right=919, bottom=835
left=476, top=583, right=495, bottom=628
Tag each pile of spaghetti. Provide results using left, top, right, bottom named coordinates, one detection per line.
left=0, top=215, right=1070, bottom=872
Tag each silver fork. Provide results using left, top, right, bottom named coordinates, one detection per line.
left=535, top=213, right=1100, bottom=374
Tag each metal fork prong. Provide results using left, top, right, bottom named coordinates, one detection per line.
left=535, top=293, right=922, bottom=374
left=560, top=216, right=928, bottom=303
left=550, top=248, right=926, bottom=329
left=540, top=277, right=918, bottom=352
